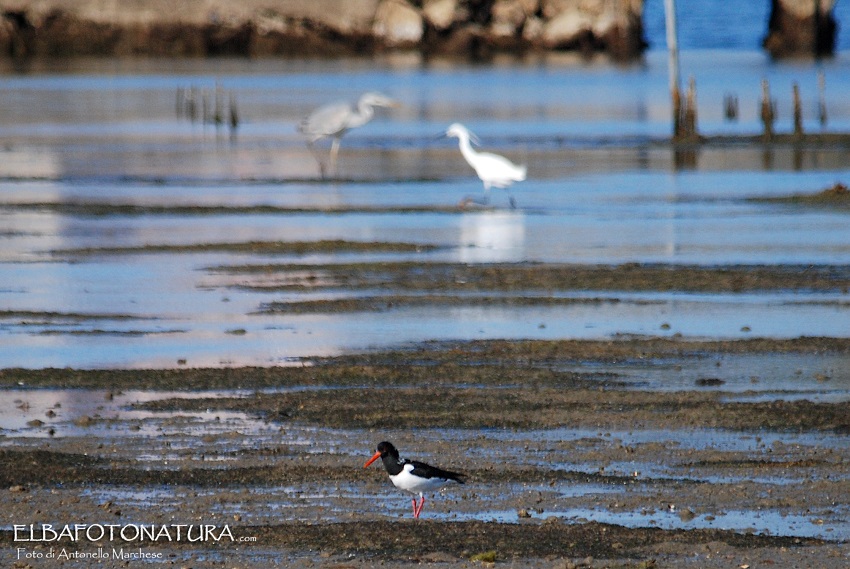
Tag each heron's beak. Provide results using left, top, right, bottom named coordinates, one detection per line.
left=364, top=450, right=382, bottom=468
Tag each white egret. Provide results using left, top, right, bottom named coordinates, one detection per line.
left=298, top=91, right=397, bottom=177
left=446, top=122, right=526, bottom=208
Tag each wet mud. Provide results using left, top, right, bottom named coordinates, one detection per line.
left=2, top=337, right=849, bottom=568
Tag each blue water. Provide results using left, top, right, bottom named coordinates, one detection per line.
left=643, top=0, right=850, bottom=52
left=1, top=8, right=850, bottom=367
left=1, top=21, right=848, bottom=551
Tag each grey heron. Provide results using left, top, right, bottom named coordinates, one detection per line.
left=298, top=91, right=397, bottom=177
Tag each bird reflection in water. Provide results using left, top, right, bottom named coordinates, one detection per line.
left=458, top=209, right=526, bottom=264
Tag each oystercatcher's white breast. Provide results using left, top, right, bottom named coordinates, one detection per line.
left=389, top=463, right=454, bottom=495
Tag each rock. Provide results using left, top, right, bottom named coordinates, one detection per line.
left=517, top=0, right=540, bottom=15
left=373, top=0, right=424, bottom=47
left=490, top=0, right=526, bottom=39
left=522, top=16, right=545, bottom=42
left=422, top=0, right=457, bottom=30
left=764, top=0, right=836, bottom=57
left=778, top=0, right=835, bottom=18
left=73, top=415, right=95, bottom=427
left=492, top=0, right=527, bottom=28
left=436, top=24, right=483, bottom=55
left=0, top=0, right=648, bottom=58
left=542, top=8, right=593, bottom=48
left=539, top=0, right=644, bottom=57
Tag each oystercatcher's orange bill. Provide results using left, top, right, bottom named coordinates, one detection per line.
left=363, top=450, right=382, bottom=468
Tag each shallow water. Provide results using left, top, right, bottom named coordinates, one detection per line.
left=2, top=42, right=850, bottom=564
left=5, top=396, right=848, bottom=539
left=1, top=53, right=850, bottom=368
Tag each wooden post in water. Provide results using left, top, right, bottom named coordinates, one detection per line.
left=214, top=83, right=224, bottom=127
left=792, top=82, right=803, bottom=137
left=186, top=87, right=198, bottom=123
left=723, top=93, right=739, bottom=122
left=664, top=0, right=682, bottom=138
left=176, top=87, right=184, bottom=119
left=818, top=70, right=827, bottom=127
left=760, top=79, right=775, bottom=141
left=229, top=93, right=240, bottom=135
left=682, top=76, right=697, bottom=138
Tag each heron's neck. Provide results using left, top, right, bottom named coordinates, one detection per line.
left=349, top=102, right=375, bottom=128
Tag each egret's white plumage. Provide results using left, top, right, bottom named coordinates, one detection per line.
left=298, top=91, right=397, bottom=176
left=446, top=122, right=526, bottom=207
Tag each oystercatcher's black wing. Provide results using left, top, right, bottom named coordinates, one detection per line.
left=408, top=460, right=466, bottom=483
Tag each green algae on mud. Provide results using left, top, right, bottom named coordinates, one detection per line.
left=0, top=310, right=182, bottom=337
left=240, top=520, right=822, bottom=560
left=132, top=381, right=850, bottom=432
left=0, top=519, right=824, bottom=565
left=1, top=337, right=847, bottom=567
left=3, top=337, right=850, bottom=389
left=3, top=337, right=850, bottom=432
left=216, top=262, right=850, bottom=294
left=258, top=294, right=629, bottom=314
left=750, top=182, right=850, bottom=209
left=50, top=239, right=439, bottom=257
left=0, top=310, right=153, bottom=322
left=4, top=201, right=463, bottom=217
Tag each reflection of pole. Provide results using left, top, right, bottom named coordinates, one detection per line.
left=664, top=0, right=681, bottom=138
left=818, top=70, right=827, bottom=127
left=792, top=82, right=803, bottom=137
left=761, top=79, right=775, bottom=141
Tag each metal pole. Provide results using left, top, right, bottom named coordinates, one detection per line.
left=664, top=0, right=681, bottom=137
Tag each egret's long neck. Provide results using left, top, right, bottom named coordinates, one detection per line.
left=456, top=132, right=478, bottom=166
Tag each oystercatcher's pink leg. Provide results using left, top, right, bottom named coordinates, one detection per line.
left=363, top=442, right=466, bottom=520
left=413, top=495, right=425, bottom=518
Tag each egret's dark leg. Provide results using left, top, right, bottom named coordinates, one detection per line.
left=482, top=185, right=491, bottom=205
left=305, top=140, right=328, bottom=178
left=459, top=185, right=491, bottom=209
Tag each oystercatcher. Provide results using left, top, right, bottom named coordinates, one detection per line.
left=364, top=441, right=466, bottom=519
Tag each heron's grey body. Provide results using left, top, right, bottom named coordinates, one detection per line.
left=298, top=92, right=396, bottom=176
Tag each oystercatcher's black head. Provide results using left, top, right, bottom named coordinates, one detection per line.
left=364, top=441, right=399, bottom=469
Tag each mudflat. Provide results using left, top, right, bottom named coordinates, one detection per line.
left=2, top=337, right=848, bottom=568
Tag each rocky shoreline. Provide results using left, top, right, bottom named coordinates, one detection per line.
left=0, top=0, right=837, bottom=60
left=0, top=0, right=644, bottom=59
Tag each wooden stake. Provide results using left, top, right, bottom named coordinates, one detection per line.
left=792, top=82, right=803, bottom=137
left=760, top=79, right=774, bottom=140
left=683, top=76, right=697, bottom=137
left=818, top=70, right=827, bottom=127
